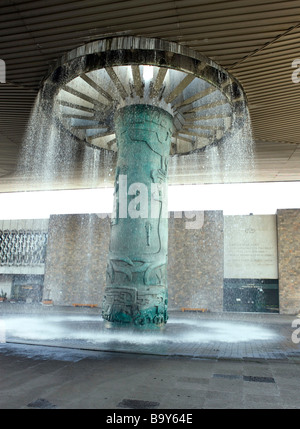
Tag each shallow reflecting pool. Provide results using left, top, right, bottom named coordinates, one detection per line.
left=0, top=313, right=279, bottom=352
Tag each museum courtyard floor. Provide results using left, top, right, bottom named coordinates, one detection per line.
left=1, top=304, right=300, bottom=409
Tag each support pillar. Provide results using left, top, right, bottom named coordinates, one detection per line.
left=102, top=104, right=174, bottom=328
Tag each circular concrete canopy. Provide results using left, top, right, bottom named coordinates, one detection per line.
left=1, top=1, right=300, bottom=190
left=44, top=37, right=247, bottom=155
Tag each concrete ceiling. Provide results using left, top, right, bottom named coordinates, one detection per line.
left=0, top=0, right=300, bottom=191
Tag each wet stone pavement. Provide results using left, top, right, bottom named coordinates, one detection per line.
left=1, top=305, right=300, bottom=409
left=0, top=305, right=299, bottom=360
left=1, top=342, right=300, bottom=409
left=0, top=305, right=300, bottom=359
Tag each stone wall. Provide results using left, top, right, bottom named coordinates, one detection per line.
left=44, top=211, right=224, bottom=311
left=43, top=214, right=110, bottom=306
left=277, top=209, right=300, bottom=314
left=168, top=211, right=224, bottom=311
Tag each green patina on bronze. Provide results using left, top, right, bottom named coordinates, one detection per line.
left=102, top=104, right=174, bottom=328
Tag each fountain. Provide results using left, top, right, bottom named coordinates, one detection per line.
left=34, top=36, right=247, bottom=329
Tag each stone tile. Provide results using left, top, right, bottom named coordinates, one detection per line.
left=203, top=390, right=243, bottom=409
left=159, top=389, right=206, bottom=409
left=243, top=393, right=283, bottom=409
left=278, top=388, right=300, bottom=409
left=208, top=376, right=243, bottom=393
left=242, top=379, right=279, bottom=396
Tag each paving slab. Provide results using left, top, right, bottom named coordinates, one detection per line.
left=1, top=305, right=300, bottom=409
left=0, top=305, right=299, bottom=360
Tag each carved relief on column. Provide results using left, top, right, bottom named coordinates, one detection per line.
left=102, top=104, right=173, bottom=327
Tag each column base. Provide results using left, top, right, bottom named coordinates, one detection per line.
left=102, top=285, right=168, bottom=329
